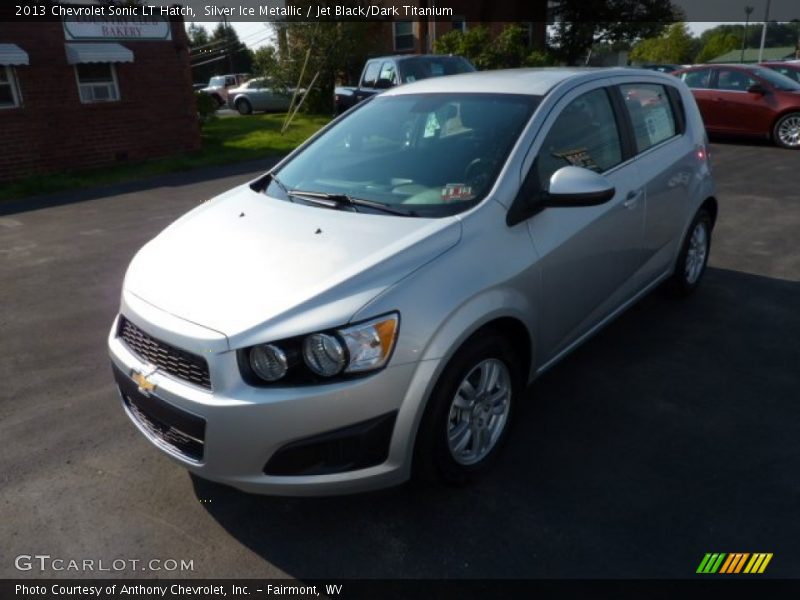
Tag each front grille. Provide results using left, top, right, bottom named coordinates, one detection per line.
left=118, top=316, right=212, bottom=390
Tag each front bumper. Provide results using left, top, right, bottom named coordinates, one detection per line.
left=108, top=312, right=439, bottom=496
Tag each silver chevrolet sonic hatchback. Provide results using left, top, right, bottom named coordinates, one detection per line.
left=109, top=68, right=716, bottom=495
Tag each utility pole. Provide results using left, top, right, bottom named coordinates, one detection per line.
left=222, top=15, right=234, bottom=73
left=757, top=0, right=771, bottom=63
left=741, top=6, right=753, bottom=63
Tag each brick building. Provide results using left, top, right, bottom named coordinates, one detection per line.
left=0, top=16, right=200, bottom=182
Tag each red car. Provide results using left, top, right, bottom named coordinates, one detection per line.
left=674, top=64, right=800, bottom=149
left=761, top=61, right=800, bottom=83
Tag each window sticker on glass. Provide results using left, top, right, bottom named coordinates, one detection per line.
left=644, top=107, right=674, bottom=145
left=553, top=148, right=599, bottom=172
left=424, top=113, right=441, bottom=137
left=441, top=183, right=474, bottom=202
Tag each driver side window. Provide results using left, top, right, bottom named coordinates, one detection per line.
left=536, top=88, right=622, bottom=190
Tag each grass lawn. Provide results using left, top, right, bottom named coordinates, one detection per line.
left=0, top=113, right=331, bottom=202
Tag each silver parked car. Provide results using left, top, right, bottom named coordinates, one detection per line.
left=229, top=77, right=300, bottom=115
left=109, top=68, right=717, bottom=495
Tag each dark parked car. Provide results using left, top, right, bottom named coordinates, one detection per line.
left=639, top=64, right=682, bottom=73
left=674, top=64, right=800, bottom=149
left=760, top=61, right=800, bottom=83
left=334, top=55, right=475, bottom=115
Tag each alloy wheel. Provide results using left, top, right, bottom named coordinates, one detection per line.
left=777, top=115, right=800, bottom=148
left=685, top=221, right=708, bottom=285
left=447, top=358, right=512, bottom=466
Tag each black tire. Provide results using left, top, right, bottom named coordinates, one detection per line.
left=414, top=331, right=522, bottom=485
left=668, top=208, right=712, bottom=296
left=772, top=112, right=800, bottom=150
left=211, top=95, right=224, bottom=108
left=236, top=98, right=253, bottom=116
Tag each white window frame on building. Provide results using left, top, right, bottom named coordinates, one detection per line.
left=74, top=63, right=121, bottom=103
left=65, top=43, right=133, bottom=104
left=0, top=44, right=29, bottom=109
left=451, top=17, right=467, bottom=33
left=0, top=65, right=22, bottom=109
left=394, top=21, right=415, bottom=52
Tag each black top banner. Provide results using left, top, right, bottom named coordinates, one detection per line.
left=2, top=0, right=799, bottom=23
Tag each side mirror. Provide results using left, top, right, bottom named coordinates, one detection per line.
left=374, top=78, right=394, bottom=90
left=747, top=83, right=767, bottom=95
left=544, top=166, right=616, bottom=207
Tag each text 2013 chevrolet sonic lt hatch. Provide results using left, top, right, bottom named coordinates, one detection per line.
left=109, top=68, right=717, bottom=495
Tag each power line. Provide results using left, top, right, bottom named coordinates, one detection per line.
left=190, top=33, right=273, bottom=63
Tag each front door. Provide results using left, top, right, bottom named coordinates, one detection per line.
left=524, top=85, right=647, bottom=364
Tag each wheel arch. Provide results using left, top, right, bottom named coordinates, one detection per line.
left=701, top=196, right=718, bottom=230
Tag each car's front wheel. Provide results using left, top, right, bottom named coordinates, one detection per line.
left=414, top=332, right=521, bottom=485
left=236, top=98, right=253, bottom=115
left=668, top=208, right=712, bottom=295
left=773, top=112, right=800, bottom=149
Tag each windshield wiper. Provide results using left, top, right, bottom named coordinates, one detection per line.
left=287, top=190, right=418, bottom=217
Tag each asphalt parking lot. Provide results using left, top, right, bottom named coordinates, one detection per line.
left=1, top=141, right=798, bottom=580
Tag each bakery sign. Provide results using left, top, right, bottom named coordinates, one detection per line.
left=63, top=17, right=172, bottom=41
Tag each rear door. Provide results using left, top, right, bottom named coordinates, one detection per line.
left=524, top=83, right=648, bottom=362
left=617, top=80, right=695, bottom=282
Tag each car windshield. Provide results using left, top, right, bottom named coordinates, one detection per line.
left=398, top=58, right=475, bottom=83
left=268, top=93, right=540, bottom=217
left=209, top=76, right=225, bottom=87
left=752, top=67, right=800, bottom=91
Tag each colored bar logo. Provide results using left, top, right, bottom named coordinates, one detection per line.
left=697, top=553, right=773, bottom=574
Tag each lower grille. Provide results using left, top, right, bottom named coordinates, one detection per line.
left=113, top=364, right=206, bottom=462
left=118, top=316, right=211, bottom=390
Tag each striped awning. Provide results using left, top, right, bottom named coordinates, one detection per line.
left=0, top=44, right=29, bottom=65
left=65, top=43, right=133, bottom=65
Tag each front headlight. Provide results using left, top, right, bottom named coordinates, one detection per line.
left=241, top=312, right=399, bottom=384
left=339, top=314, right=399, bottom=373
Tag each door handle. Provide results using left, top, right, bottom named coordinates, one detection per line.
left=623, top=190, right=642, bottom=209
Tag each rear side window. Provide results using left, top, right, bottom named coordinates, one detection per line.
left=362, top=62, right=380, bottom=88
left=379, top=61, right=398, bottom=85
left=620, top=84, right=678, bottom=152
left=536, top=88, right=622, bottom=187
left=681, top=69, right=711, bottom=89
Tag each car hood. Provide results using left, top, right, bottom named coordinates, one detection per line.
left=124, top=185, right=461, bottom=345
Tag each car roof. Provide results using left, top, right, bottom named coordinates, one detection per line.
left=368, top=55, right=469, bottom=62
left=383, top=67, right=674, bottom=97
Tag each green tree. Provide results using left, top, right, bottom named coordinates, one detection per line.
left=701, top=22, right=799, bottom=51
left=270, top=19, right=381, bottom=113
left=630, top=22, right=698, bottom=64
left=695, top=31, right=741, bottom=63
left=210, top=23, right=253, bottom=75
left=252, top=46, right=279, bottom=78
left=186, top=23, right=209, bottom=48
left=549, top=0, right=683, bottom=65
left=434, top=25, right=554, bottom=70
